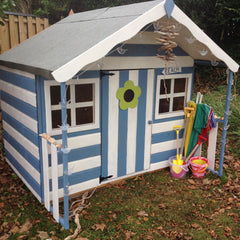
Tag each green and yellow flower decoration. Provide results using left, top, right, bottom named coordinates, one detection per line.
left=116, top=80, right=141, bottom=110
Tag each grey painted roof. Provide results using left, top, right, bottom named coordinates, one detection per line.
left=0, top=0, right=238, bottom=81
left=0, top=0, right=163, bottom=79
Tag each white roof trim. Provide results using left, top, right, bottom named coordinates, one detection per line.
left=52, top=1, right=166, bottom=82
left=172, top=6, right=239, bottom=73
left=52, top=1, right=239, bottom=83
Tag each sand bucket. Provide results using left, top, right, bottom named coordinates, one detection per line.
left=190, top=157, right=209, bottom=178
left=168, top=156, right=189, bottom=178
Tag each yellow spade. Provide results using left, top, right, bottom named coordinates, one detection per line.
left=172, top=125, right=183, bottom=173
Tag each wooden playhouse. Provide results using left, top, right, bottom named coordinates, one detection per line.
left=0, top=0, right=238, bottom=228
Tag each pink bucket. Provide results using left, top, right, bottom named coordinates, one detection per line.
left=168, top=156, right=189, bottom=178
left=190, top=157, right=209, bottom=178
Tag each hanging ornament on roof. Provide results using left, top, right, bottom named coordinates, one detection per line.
left=155, top=24, right=179, bottom=62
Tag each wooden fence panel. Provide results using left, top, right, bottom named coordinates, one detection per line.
left=0, top=13, right=49, bottom=54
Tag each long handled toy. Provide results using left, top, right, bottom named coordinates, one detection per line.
left=179, top=107, right=195, bottom=160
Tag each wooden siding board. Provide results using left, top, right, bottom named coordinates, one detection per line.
left=1, top=91, right=37, bottom=120
left=4, top=131, right=39, bottom=171
left=0, top=68, right=36, bottom=93
left=49, top=167, right=100, bottom=191
left=2, top=111, right=38, bottom=146
left=5, top=149, right=41, bottom=195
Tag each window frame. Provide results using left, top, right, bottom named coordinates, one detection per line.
left=155, top=74, right=192, bottom=120
left=44, top=78, right=99, bottom=135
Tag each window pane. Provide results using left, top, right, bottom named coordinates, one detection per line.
left=173, top=97, right=184, bottom=111
left=174, top=78, right=186, bottom=93
left=50, top=86, right=70, bottom=105
left=159, top=99, right=170, bottom=113
left=51, top=109, right=71, bottom=128
left=160, top=79, right=171, bottom=95
left=75, top=84, right=93, bottom=102
left=76, top=107, right=93, bottom=125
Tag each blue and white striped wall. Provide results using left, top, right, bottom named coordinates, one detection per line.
left=0, top=66, right=41, bottom=201
left=0, top=39, right=194, bottom=201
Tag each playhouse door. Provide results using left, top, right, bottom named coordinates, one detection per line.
left=101, top=69, right=154, bottom=181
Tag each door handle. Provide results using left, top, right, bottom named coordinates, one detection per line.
left=148, top=120, right=152, bottom=125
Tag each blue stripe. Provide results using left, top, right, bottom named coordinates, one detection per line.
left=109, top=44, right=188, bottom=57
left=53, top=128, right=101, bottom=140
left=151, top=149, right=177, bottom=164
left=101, top=74, right=109, bottom=178
left=5, top=149, right=41, bottom=196
left=154, top=67, right=194, bottom=76
left=2, top=111, right=39, bottom=146
left=73, top=70, right=100, bottom=79
left=118, top=71, right=129, bottom=177
left=152, top=129, right=184, bottom=144
left=153, top=115, right=185, bottom=124
left=36, top=75, right=46, bottom=203
left=0, top=69, right=35, bottom=92
left=49, top=167, right=100, bottom=191
left=56, top=145, right=101, bottom=165
left=135, top=70, right=147, bottom=172
left=1, top=91, right=37, bottom=120
left=4, top=131, right=40, bottom=171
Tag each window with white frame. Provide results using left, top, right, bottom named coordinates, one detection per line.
left=155, top=74, right=191, bottom=119
left=45, top=78, right=99, bottom=134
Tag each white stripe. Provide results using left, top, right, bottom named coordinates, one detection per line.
left=150, top=160, right=169, bottom=171
left=108, top=71, right=119, bottom=178
left=6, top=158, right=41, bottom=202
left=1, top=101, right=38, bottom=133
left=50, top=178, right=99, bottom=200
left=90, top=56, right=194, bottom=71
left=4, top=140, right=40, bottom=184
left=3, top=120, right=39, bottom=159
left=0, top=80, right=36, bottom=107
left=51, top=144, right=59, bottom=222
left=59, top=133, right=101, bottom=150
left=42, top=138, right=50, bottom=211
left=207, top=123, right=218, bottom=171
left=126, top=70, right=138, bottom=174
left=144, top=69, right=154, bottom=170
left=151, top=139, right=183, bottom=155
left=152, top=119, right=185, bottom=134
left=49, top=156, right=101, bottom=178
left=0, top=65, right=35, bottom=79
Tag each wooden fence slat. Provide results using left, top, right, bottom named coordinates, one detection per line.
left=27, top=16, right=35, bottom=38
left=18, top=16, right=28, bottom=43
left=43, top=18, right=49, bottom=28
left=0, top=14, right=49, bottom=53
left=9, top=15, right=19, bottom=48
left=0, top=19, right=10, bottom=53
left=36, top=17, right=42, bottom=33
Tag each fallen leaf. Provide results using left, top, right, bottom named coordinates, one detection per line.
left=203, top=179, right=212, bottom=185
left=37, top=231, right=50, bottom=240
left=124, top=231, right=136, bottom=239
left=188, top=179, right=196, bottom=185
left=18, top=219, right=33, bottom=234
left=76, top=238, right=89, bottom=240
left=137, top=210, right=148, bottom=217
left=158, top=204, right=166, bottom=209
left=9, top=225, right=20, bottom=234
left=91, top=223, right=107, bottom=232
left=191, top=223, right=199, bottom=229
